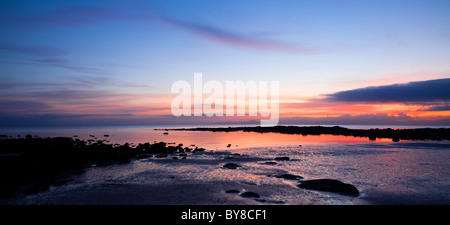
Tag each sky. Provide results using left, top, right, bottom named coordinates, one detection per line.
left=0, top=0, right=449, bottom=127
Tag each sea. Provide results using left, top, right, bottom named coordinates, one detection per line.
left=1, top=124, right=449, bottom=205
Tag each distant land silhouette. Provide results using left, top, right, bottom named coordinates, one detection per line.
left=166, top=126, right=450, bottom=141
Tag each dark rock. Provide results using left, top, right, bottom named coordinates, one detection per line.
left=225, top=190, right=240, bottom=194
left=172, top=157, right=178, bottom=160
left=240, top=191, right=260, bottom=198
left=223, top=163, right=242, bottom=169
left=227, top=144, right=231, bottom=147
left=163, top=132, right=168, bottom=135
left=224, top=156, right=234, bottom=159
left=264, top=161, right=277, bottom=165
left=266, top=200, right=285, bottom=204
left=274, top=157, right=290, bottom=161
left=193, top=147, right=205, bottom=152
left=136, top=154, right=152, bottom=159
left=181, top=156, right=186, bottom=159
left=392, top=137, right=400, bottom=142
left=297, top=179, right=359, bottom=196
left=275, top=174, right=303, bottom=180
left=232, top=153, right=241, bottom=156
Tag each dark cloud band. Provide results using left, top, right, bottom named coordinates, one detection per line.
left=324, top=78, right=450, bottom=103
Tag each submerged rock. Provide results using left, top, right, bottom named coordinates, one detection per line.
left=274, top=157, right=290, bottom=161
left=297, top=179, right=359, bottom=196
left=223, top=163, right=242, bottom=169
left=155, top=153, right=168, bottom=158
left=240, top=191, right=260, bottom=198
left=264, top=161, right=277, bottom=165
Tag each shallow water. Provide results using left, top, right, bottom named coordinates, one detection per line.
left=1, top=125, right=396, bottom=149
left=4, top=131, right=449, bottom=205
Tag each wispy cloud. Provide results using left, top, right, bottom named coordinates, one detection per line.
left=421, top=105, right=450, bottom=111
left=0, top=40, right=107, bottom=74
left=162, top=17, right=318, bottom=54
left=0, top=100, right=51, bottom=113
left=1, top=5, right=319, bottom=54
left=0, top=41, right=68, bottom=57
left=0, top=6, right=150, bottom=28
left=33, top=58, right=106, bottom=74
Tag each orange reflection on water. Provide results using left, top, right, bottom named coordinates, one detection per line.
left=163, top=131, right=374, bottom=150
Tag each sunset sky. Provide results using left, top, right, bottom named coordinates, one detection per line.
left=1, top=0, right=449, bottom=127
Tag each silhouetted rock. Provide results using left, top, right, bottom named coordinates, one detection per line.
left=225, top=190, right=240, bottom=194
left=274, top=157, right=290, bottom=161
left=240, top=191, right=260, bottom=198
left=393, top=137, right=400, bottom=142
left=193, top=147, right=206, bottom=152
left=1, top=136, right=211, bottom=198
left=136, top=154, right=152, bottom=159
left=297, top=179, right=359, bottom=196
left=264, top=161, right=277, bottom=165
left=223, top=163, right=242, bottom=169
left=275, top=174, right=303, bottom=180
left=227, top=144, right=231, bottom=148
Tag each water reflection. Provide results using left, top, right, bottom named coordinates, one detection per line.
left=1, top=126, right=399, bottom=150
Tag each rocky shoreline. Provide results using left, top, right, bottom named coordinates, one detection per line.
left=0, top=135, right=203, bottom=199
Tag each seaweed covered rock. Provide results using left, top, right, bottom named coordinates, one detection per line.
left=275, top=174, right=303, bottom=180
left=240, top=191, right=260, bottom=198
left=297, top=179, right=359, bottom=196
left=223, top=163, right=242, bottom=169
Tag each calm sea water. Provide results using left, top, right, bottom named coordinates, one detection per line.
left=2, top=124, right=449, bottom=149
left=2, top=125, right=450, bottom=205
